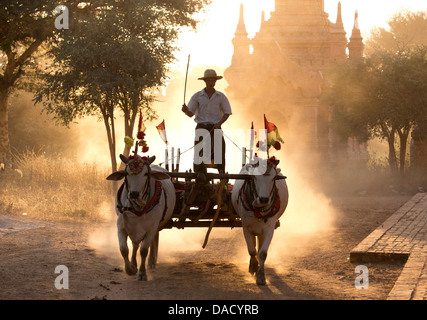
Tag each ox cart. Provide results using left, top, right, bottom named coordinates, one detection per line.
left=108, top=140, right=288, bottom=284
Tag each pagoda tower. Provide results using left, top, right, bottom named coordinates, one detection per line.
left=330, top=1, right=348, bottom=61
left=348, top=11, right=365, bottom=59
left=231, top=4, right=250, bottom=66
left=225, top=4, right=250, bottom=96
left=225, top=0, right=364, bottom=161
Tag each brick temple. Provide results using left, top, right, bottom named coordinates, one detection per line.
left=224, top=0, right=366, bottom=162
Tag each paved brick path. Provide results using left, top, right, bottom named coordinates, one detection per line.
left=387, top=246, right=427, bottom=300
left=350, top=193, right=427, bottom=300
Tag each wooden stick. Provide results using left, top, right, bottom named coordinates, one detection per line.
left=183, top=54, right=190, bottom=105
left=171, top=147, right=175, bottom=172
left=134, top=140, right=139, bottom=156
left=194, top=200, right=211, bottom=223
left=202, top=179, right=226, bottom=248
left=242, top=147, right=246, bottom=167
left=176, top=148, right=181, bottom=173
left=165, top=148, right=169, bottom=171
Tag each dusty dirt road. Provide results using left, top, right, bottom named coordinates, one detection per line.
left=0, top=194, right=410, bottom=300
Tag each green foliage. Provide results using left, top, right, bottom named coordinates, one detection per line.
left=0, top=1, right=91, bottom=89
left=370, top=47, right=427, bottom=127
left=35, top=0, right=210, bottom=123
left=323, top=9, right=427, bottom=177
left=365, top=10, right=427, bottom=56
left=0, top=0, right=210, bottom=169
left=0, top=1, right=99, bottom=166
left=0, top=0, right=56, bottom=49
left=323, top=48, right=427, bottom=175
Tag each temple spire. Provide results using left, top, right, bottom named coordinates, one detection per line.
left=353, top=10, right=360, bottom=30
left=336, top=2, right=343, bottom=28
left=348, top=10, right=364, bottom=59
left=235, top=3, right=247, bottom=36
left=260, top=10, right=266, bottom=28
left=350, top=10, right=362, bottom=39
left=230, top=3, right=251, bottom=68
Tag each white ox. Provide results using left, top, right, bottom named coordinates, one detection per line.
left=231, top=160, right=288, bottom=285
left=107, top=155, right=175, bottom=281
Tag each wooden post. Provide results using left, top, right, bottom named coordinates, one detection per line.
left=202, top=179, right=226, bottom=248
left=171, top=147, right=175, bottom=172
left=242, top=147, right=246, bottom=167
left=176, top=148, right=181, bottom=173
left=165, top=148, right=169, bottom=171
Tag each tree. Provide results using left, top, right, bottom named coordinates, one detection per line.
left=371, top=48, right=427, bottom=176
left=34, top=0, right=210, bottom=172
left=0, top=1, right=93, bottom=168
left=323, top=9, right=427, bottom=177
left=364, top=10, right=427, bottom=176
left=323, top=47, right=427, bottom=176
left=365, top=10, right=427, bottom=56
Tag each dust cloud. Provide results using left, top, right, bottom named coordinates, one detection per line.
left=87, top=201, right=119, bottom=263
left=221, top=87, right=339, bottom=267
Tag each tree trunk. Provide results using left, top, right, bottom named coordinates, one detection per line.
left=383, top=124, right=398, bottom=174
left=1, top=38, right=47, bottom=169
left=101, top=100, right=119, bottom=194
left=122, top=106, right=138, bottom=159
left=397, top=127, right=410, bottom=177
left=103, top=111, right=117, bottom=173
left=387, top=135, right=398, bottom=174
left=0, top=86, right=12, bottom=168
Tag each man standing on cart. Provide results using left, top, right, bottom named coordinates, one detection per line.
left=181, top=69, right=232, bottom=173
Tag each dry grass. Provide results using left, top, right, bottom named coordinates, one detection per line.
left=0, top=150, right=114, bottom=222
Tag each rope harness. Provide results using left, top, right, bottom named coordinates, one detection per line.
left=117, top=180, right=165, bottom=217
left=116, top=160, right=168, bottom=220
left=238, top=177, right=281, bottom=222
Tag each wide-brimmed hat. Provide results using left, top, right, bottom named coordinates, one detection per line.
left=198, top=69, right=223, bottom=80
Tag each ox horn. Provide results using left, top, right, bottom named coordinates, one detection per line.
left=119, top=154, right=129, bottom=164
left=275, top=175, right=287, bottom=180
left=134, top=140, right=139, bottom=157
left=147, top=155, right=156, bottom=165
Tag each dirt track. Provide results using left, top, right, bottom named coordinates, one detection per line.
left=0, top=194, right=410, bottom=300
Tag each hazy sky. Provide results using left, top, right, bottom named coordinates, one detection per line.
left=174, top=0, right=427, bottom=71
